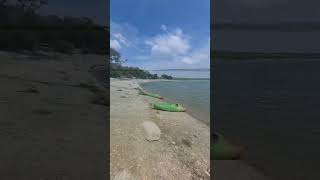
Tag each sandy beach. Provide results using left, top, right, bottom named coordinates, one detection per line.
left=110, top=78, right=210, bottom=179
left=0, top=51, right=108, bottom=180
left=0, top=50, right=274, bottom=180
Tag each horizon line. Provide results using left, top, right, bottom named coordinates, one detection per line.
left=150, top=68, right=210, bottom=71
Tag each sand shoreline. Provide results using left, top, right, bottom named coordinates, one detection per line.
left=110, top=78, right=273, bottom=180
left=138, top=79, right=210, bottom=126
left=110, top=78, right=210, bottom=179
left=0, top=51, right=108, bottom=179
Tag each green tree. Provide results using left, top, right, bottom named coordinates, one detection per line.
left=110, top=48, right=125, bottom=64
left=161, top=74, right=173, bottom=80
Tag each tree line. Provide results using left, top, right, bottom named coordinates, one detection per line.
left=0, top=0, right=107, bottom=54
left=110, top=48, right=173, bottom=80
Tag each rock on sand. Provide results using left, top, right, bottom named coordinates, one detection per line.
left=142, top=121, right=161, bottom=141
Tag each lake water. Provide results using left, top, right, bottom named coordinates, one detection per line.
left=214, top=30, right=320, bottom=53
left=149, top=70, right=210, bottom=79
left=213, top=59, right=320, bottom=180
left=141, top=80, right=210, bottom=125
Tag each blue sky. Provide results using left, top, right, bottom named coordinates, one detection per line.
left=110, top=0, right=210, bottom=70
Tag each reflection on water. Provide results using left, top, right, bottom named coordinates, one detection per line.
left=213, top=59, right=320, bottom=180
left=214, top=30, right=320, bottom=53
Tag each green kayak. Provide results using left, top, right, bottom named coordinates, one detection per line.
left=151, top=103, right=186, bottom=112
left=139, top=91, right=163, bottom=99
left=211, top=133, right=242, bottom=160
left=137, top=89, right=163, bottom=99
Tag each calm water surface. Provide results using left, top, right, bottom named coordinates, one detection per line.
left=213, top=59, right=320, bottom=180
left=141, top=80, right=210, bottom=124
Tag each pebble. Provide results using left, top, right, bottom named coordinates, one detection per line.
left=171, top=141, right=176, bottom=145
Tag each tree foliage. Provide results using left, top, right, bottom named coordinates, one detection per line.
left=110, top=48, right=123, bottom=64
left=110, top=48, right=172, bottom=79
left=0, top=0, right=48, bottom=12
left=161, top=74, right=173, bottom=80
left=0, top=2, right=107, bottom=54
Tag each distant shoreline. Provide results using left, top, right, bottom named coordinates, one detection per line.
left=173, top=77, right=210, bottom=80
left=214, top=50, right=320, bottom=60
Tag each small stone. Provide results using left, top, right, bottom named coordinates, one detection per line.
left=193, top=133, right=198, bottom=138
left=205, top=171, right=210, bottom=177
left=171, top=141, right=176, bottom=145
left=142, top=121, right=161, bottom=141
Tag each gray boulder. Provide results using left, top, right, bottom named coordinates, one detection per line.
left=142, top=121, right=161, bottom=141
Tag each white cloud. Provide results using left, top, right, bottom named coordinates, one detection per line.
left=110, top=32, right=130, bottom=50
left=181, top=57, right=195, bottom=64
left=160, top=24, right=167, bottom=31
left=113, top=33, right=129, bottom=46
left=110, top=21, right=140, bottom=51
left=142, top=35, right=210, bottom=69
left=110, top=39, right=121, bottom=50
left=180, top=38, right=210, bottom=65
left=181, top=47, right=209, bottom=65
left=145, top=28, right=190, bottom=57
